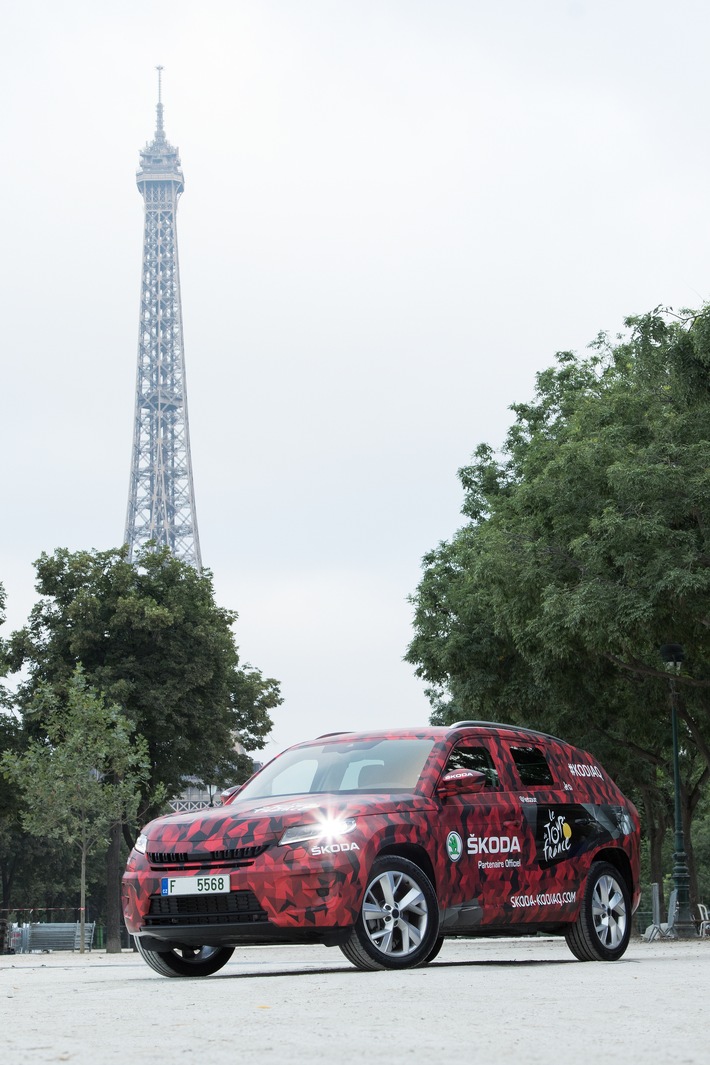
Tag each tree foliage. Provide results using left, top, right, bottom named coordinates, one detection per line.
left=1, top=670, right=149, bottom=949
left=407, top=307, right=710, bottom=903
left=0, top=710, right=28, bottom=916
left=0, top=582, right=8, bottom=709
left=3, top=550, right=282, bottom=947
left=8, top=545, right=282, bottom=831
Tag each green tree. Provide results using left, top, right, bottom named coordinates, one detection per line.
left=0, top=711, right=26, bottom=916
left=0, top=585, right=22, bottom=925
left=8, top=545, right=282, bottom=948
left=692, top=794, right=710, bottom=904
left=407, top=307, right=710, bottom=906
left=1, top=586, right=87, bottom=929
left=0, top=582, right=7, bottom=698
left=1, top=671, right=149, bottom=951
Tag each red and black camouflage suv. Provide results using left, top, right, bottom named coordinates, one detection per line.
left=122, top=722, right=641, bottom=976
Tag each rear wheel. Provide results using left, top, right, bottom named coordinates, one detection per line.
left=340, top=856, right=440, bottom=971
left=136, top=939, right=234, bottom=978
left=565, top=861, right=631, bottom=962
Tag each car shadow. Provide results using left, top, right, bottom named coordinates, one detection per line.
left=215, top=956, right=579, bottom=980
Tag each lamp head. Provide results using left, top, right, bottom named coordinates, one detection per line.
left=660, top=643, right=685, bottom=669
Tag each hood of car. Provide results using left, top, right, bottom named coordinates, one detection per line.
left=140, top=792, right=432, bottom=853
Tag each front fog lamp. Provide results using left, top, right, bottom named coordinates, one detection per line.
left=279, top=817, right=356, bottom=847
left=134, top=833, right=148, bottom=854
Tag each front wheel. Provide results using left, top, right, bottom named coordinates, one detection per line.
left=565, top=861, right=631, bottom=962
left=136, top=939, right=234, bottom=978
left=340, top=856, right=440, bottom=971
left=414, top=935, right=444, bottom=967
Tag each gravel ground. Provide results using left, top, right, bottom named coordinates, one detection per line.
left=1, top=936, right=708, bottom=1065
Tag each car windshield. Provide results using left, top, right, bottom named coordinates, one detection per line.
left=237, top=738, right=435, bottom=800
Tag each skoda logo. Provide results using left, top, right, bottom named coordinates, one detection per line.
left=446, top=831, right=463, bottom=862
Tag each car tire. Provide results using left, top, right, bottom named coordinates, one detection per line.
left=414, top=935, right=444, bottom=967
left=565, top=861, right=631, bottom=962
left=135, top=939, right=234, bottom=978
left=339, top=855, right=440, bottom=971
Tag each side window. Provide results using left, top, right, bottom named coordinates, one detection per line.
left=510, top=746, right=554, bottom=787
left=444, top=744, right=499, bottom=789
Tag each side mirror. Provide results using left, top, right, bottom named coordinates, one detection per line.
left=219, top=784, right=243, bottom=805
left=437, top=768, right=487, bottom=798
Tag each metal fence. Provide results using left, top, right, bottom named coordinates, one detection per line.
left=6, top=922, right=96, bottom=953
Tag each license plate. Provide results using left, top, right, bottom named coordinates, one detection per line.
left=161, top=875, right=230, bottom=896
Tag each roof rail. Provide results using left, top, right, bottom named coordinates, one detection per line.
left=451, top=720, right=533, bottom=730
left=316, top=731, right=354, bottom=739
left=450, top=720, right=564, bottom=743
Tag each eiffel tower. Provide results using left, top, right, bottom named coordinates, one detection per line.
left=124, top=68, right=202, bottom=570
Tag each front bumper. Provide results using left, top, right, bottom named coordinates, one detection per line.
left=122, top=842, right=366, bottom=944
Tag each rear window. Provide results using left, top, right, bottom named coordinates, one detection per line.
left=509, top=745, right=554, bottom=787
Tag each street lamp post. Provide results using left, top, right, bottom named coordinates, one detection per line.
left=659, top=643, right=696, bottom=938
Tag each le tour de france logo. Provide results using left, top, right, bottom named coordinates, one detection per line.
left=542, top=809, right=572, bottom=862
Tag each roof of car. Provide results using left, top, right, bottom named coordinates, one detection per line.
left=449, top=720, right=567, bottom=744
left=314, top=721, right=566, bottom=745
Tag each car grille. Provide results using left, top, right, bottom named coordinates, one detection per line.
left=148, top=845, right=268, bottom=868
left=146, top=890, right=268, bottom=927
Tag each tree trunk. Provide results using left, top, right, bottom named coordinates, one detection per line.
left=105, top=820, right=123, bottom=953
left=640, top=784, right=667, bottom=914
left=80, top=844, right=86, bottom=954
left=1, top=851, right=17, bottom=914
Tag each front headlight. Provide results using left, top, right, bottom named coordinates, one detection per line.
left=134, top=833, right=148, bottom=854
left=279, top=817, right=356, bottom=847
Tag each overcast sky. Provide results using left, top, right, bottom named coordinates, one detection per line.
left=2, top=1, right=710, bottom=759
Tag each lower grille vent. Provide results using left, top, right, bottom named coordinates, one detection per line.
left=146, top=890, right=268, bottom=927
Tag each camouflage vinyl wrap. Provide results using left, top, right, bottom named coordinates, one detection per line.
left=122, top=725, right=640, bottom=947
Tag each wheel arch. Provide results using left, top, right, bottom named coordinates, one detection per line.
left=591, top=848, right=634, bottom=899
left=374, top=843, right=437, bottom=893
